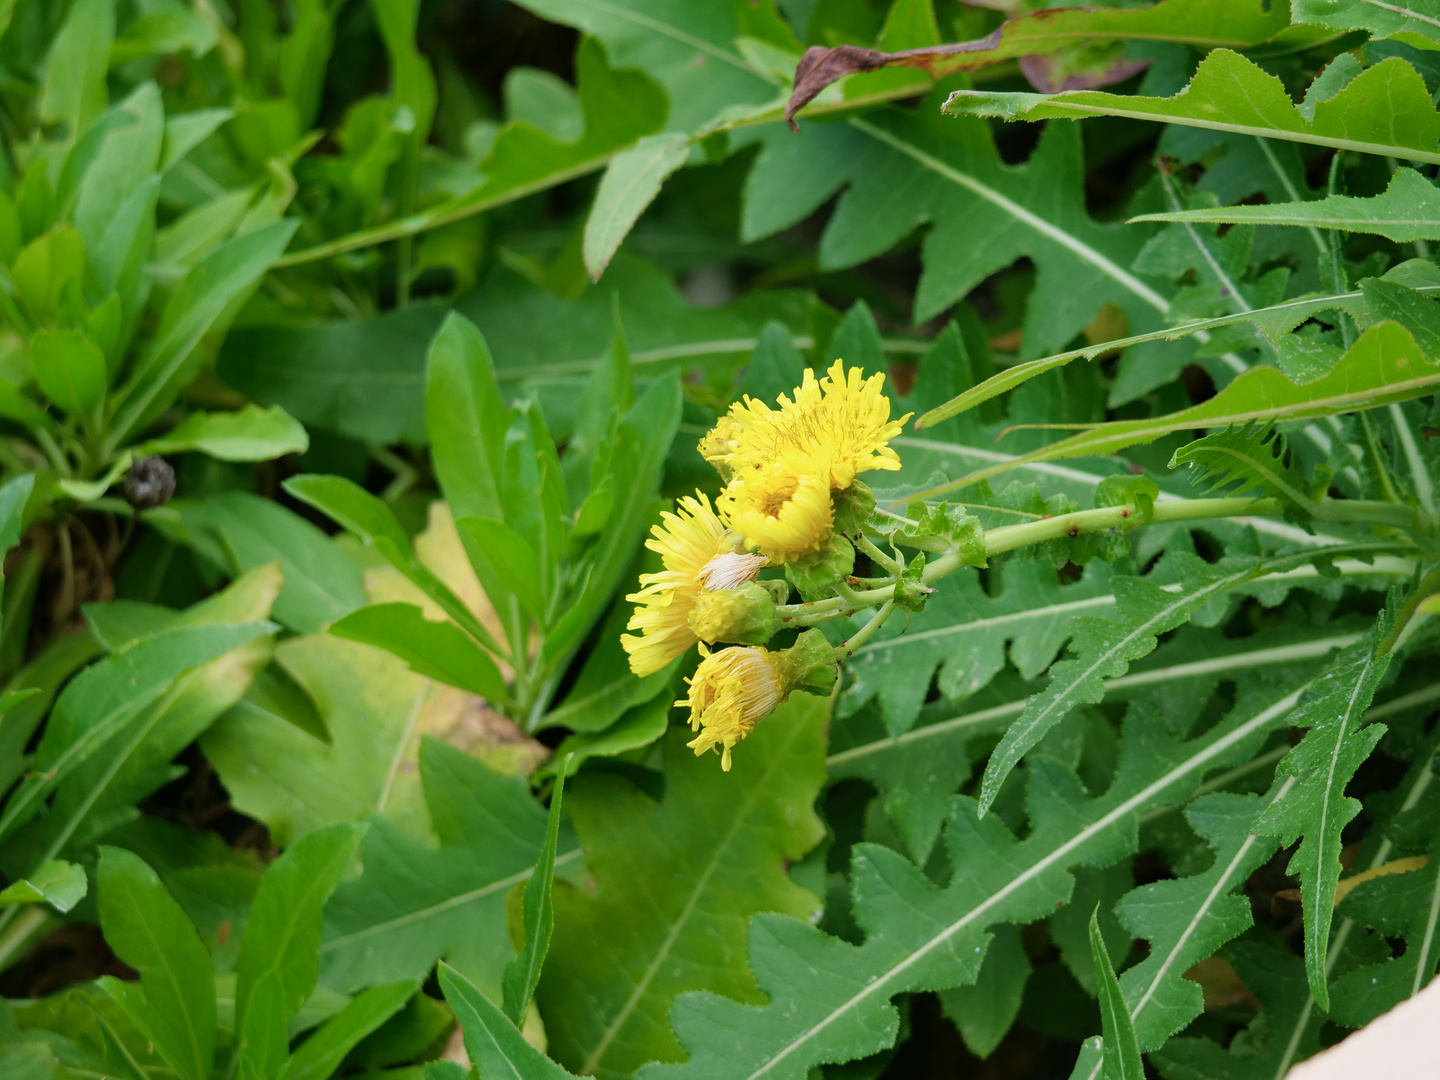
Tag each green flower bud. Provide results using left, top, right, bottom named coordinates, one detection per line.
left=774, top=628, right=839, bottom=695
left=832, top=480, right=876, bottom=535
left=689, top=581, right=777, bottom=645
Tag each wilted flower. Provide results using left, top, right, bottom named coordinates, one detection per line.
left=680, top=645, right=786, bottom=771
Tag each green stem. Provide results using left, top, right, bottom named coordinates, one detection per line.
left=834, top=600, right=895, bottom=661
left=776, top=495, right=1420, bottom=625
left=855, top=534, right=902, bottom=575
left=33, top=428, right=73, bottom=479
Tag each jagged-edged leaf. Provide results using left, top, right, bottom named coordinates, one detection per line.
left=1294, top=0, right=1440, bottom=53
left=943, top=51, right=1440, bottom=165
left=1169, top=425, right=1318, bottom=516
left=1254, top=604, right=1397, bottom=1009
left=511, top=0, right=789, bottom=135
left=1150, top=943, right=1323, bottom=1080
left=785, top=0, right=1291, bottom=119
left=276, top=38, right=669, bottom=266
left=978, top=550, right=1334, bottom=815
left=840, top=559, right=1120, bottom=740
left=319, top=738, right=571, bottom=998
left=742, top=95, right=1170, bottom=353
left=539, top=695, right=827, bottom=1079
left=917, top=262, right=1440, bottom=426
left=1114, top=792, right=1281, bottom=1050
left=914, top=318, right=1440, bottom=495
left=639, top=677, right=1314, bottom=1080
left=1134, top=167, right=1440, bottom=242
left=584, top=132, right=691, bottom=278
left=831, top=625, right=1363, bottom=867
left=1329, top=837, right=1440, bottom=1028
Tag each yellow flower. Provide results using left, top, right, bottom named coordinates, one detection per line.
left=680, top=645, right=786, bottom=771
left=621, top=494, right=727, bottom=677
left=718, top=457, right=834, bottom=561
left=621, top=494, right=769, bottom=676
left=712, top=360, right=912, bottom=491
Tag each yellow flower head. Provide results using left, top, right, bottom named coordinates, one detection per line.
left=712, top=360, right=912, bottom=491
left=622, top=495, right=771, bottom=675
left=680, top=645, right=786, bottom=771
left=622, top=493, right=727, bottom=677
left=718, top=457, right=833, bottom=561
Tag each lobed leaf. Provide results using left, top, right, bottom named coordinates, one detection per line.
left=1134, top=167, right=1440, bottom=242
left=943, top=51, right=1440, bottom=165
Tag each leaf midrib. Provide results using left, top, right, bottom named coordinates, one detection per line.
left=582, top=719, right=811, bottom=1074
left=744, top=685, right=1310, bottom=1080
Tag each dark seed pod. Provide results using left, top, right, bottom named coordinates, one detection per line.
left=123, top=456, right=176, bottom=509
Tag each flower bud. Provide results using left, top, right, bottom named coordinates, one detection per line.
left=689, top=581, right=777, bottom=645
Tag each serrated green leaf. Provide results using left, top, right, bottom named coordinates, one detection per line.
left=320, top=737, right=572, bottom=997
left=1116, top=791, right=1282, bottom=1050
left=1296, top=0, right=1440, bottom=53
left=944, top=51, right=1440, bottom=164
left=917, top=318, right=1440, bottom=495
left=917, top=265, right=1440, bottom=427
left=1169, top=424, right=1318, bottom=516
left=1150, top=943, right=1322, bottom=1080
left=638, top=677, right=1314, bottom=1080
left=841, top=559, right=1120, bottom=739
left=744, top=99, right=1168, bottom=354
left=1254, top=604, right=1397, bottom=1010
left=979, top=551, right=1310, bottom=815
left=584, top=132, right=691, bottom=279
left=539, top=695, right=827, bottom=1079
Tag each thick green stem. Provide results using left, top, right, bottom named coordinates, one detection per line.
left=776, top=495, right=1422, bottom=626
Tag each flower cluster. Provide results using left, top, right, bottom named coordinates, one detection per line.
left=621, top=360, right=908, bottom=769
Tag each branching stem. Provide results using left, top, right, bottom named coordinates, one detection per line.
left=776, top=496, right=1424, bottom=625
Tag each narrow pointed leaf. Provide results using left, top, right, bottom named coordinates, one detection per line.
left=501, top=756, right=571, bottom=1025
left=1090, top=908, right=1144, bottom=1080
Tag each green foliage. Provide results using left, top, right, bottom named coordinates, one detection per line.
left=4, top=2, right=1440, bottom=1078
left=539, top=696, right=827, bottom=1078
